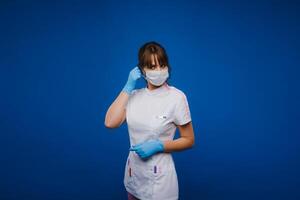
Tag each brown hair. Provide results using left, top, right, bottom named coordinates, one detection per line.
left=137, top=41, right=171, bottom=80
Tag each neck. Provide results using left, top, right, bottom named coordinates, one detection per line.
left=147, top=82, right=166, bottom=91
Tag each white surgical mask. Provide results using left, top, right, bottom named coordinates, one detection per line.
left=144, top=69, right=169, bottom=86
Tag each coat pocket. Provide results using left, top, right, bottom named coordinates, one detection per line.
left=131, top=164, right=153, bottom=199
left=124, top=158, right=134, bottom=188
left=151, top=164, right=179, bottom=199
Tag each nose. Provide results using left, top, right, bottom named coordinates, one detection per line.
left=155, top=65, right=163, bottom=70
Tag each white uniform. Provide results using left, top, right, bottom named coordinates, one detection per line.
left=123, top=83, right=192, bottom=200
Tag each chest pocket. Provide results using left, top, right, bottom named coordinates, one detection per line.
left=149, top=114, right=172, bottom=139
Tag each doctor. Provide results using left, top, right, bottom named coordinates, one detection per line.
left=105, top=41, right=195, bottom=200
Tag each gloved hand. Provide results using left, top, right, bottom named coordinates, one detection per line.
left=122, top=66, right=142, bottom=94
left=129, top=139, right=164, bottom=159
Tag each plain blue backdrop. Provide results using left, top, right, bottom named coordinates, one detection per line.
left=1, top=0, right=300, bottom=199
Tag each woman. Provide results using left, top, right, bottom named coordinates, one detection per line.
left=105, top=41, right=195, bottom=200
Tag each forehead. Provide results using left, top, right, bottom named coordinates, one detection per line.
left=140, top=50, right=167, bottom=68
left=150, top=54, right=159, bottom=64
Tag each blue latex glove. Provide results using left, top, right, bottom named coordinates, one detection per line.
left=129, top=139, right=164, bottom=159
left=122, top=66, right=142, bottom=94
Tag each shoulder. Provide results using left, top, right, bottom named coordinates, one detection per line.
left=132, top=88, right=145, bottom=95
left=129, top=88, right=145, bottom=99
left=126, top=88, right=145, bottom=110
left=167, top=85, right=188, bottom=101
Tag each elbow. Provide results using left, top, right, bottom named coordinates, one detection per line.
left=104, top=116, right=114, bottom=128
left=104, top=120, right=116, bottom=129
left=188, top=138, right=195, bottom=149
left=104, top=113, right=116, bottom=129
left=104, top=118, right=120, bottom=129
left=104, top=121, right=112, bottom=129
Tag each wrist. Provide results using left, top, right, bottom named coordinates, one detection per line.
left=157, top=140, right=164, bottom=152
left=122, top=85, right=133, bottom=94
left=122, top=82, right=134, bottom=94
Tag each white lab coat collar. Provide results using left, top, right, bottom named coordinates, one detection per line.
left=144, top=82, right=170, bottom=96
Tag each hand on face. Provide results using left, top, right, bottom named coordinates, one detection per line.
left=122, top=66, right=142, bottom=94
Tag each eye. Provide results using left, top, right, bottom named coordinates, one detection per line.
left=148, top=65, right=156, bottom=70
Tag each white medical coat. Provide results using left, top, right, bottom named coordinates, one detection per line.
left=124, top=83, right=192, bottom=200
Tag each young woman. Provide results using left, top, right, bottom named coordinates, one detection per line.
left=105, top=41, right=195, bottom=200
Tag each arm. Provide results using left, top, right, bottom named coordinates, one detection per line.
left=104, top=91, right=129, bottom=128
left=130, top=121, right=195, bottom=159
left=163, top=121, right=195, bottom=152
left=104, top=66, right=141, bottom=129
left=129, top=94, right=195, bottom=159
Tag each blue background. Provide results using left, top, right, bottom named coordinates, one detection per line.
left=1, top=0, right=300, bottom=199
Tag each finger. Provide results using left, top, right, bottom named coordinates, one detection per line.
left=133, top=66, right=139, bottom=73
left=134, top=72, right=141, bottom=79
left=136, top=73, right=141, bottom=79
left=140, top=153, right=148, bottom=159
left=136, top=66, right=141, bottom=72
left=136, top=151, right=144, bottom=158
left=129, top=146, right=137, bottom=151
left=129, top=143, right=143, bottom=151
left=135, top=69, right=142, bottom=77
left=133, top=143, right=144, bottom=149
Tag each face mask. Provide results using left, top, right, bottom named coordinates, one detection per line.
left=144, top=69, right=169, bottom=86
